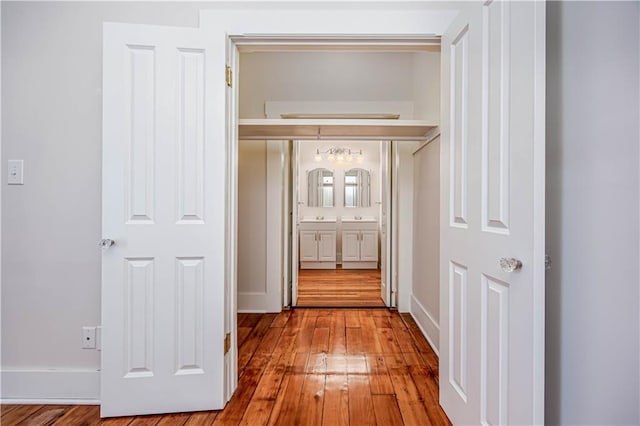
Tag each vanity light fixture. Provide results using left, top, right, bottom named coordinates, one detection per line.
left=314, top=147, right=362, bottom=163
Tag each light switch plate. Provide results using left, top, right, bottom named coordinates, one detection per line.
left=8, top=160, right=24, bottom=185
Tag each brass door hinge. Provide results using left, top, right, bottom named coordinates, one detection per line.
left=224, top=332, right=231, bottom=355
left=225, top=65, right=233, bottom=88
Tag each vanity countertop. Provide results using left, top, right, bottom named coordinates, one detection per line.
left=341, top=216, right=377, bottom=223
left=300, top=216, right=337, bottom=223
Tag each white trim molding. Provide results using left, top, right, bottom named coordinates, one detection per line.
left=410, top=294, right=440, bottom=355
left=1, top=369, right=100, bottom=403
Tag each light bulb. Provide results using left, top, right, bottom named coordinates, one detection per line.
left=327, top=149, right=336, bottom=162
left=357, top=150, right=364, bottom=163
left=346, top=150, right=353, bottom=162
left=314, top=149, right=322, bottom=162
left=337, top=151, right=344, bottom=162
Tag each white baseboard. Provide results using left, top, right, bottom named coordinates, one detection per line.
left=410, top=294, right=440, bottom=356
left=1, top=369, right=100, bottom=402
left=237, top=291, right=281, bottom=313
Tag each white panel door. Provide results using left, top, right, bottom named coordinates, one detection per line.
left=318, top=231, right=337, bottom=262
left=440, top=2, right=545, bottom=425
left=300, top=231, right=319, bottom=261
left=101, top=23, right=226, bottom=417
left=342, top=231, right=361, bottom=262
left=380, top=141, right=392, bottom=305
left=360, top=231, right=379, bottom=263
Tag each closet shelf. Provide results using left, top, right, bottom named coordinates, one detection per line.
left=238, top=118, right=439, bottom=141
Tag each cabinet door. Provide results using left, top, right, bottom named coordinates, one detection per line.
left=299, top=231, right=318, bottom=261
left=360, top=230, right=379, bottom=262
left=317, top=231, right=336, bottom=262
left=342, top=230, right=361, bottom=262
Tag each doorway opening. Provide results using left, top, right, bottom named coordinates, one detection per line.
left=294, top=139, right=388, bottom=308
left=234, top=48, right=440, bottom=314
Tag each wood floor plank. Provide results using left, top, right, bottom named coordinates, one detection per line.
left=328, top=321, right=347, bottom=354
left=390, top=316, right=418, bottom=353
left=269, top=354, right=308, bottom=425
left=345, top=310, right=361, bottom=328
left=6, top=308, right=450, bottom=426
left=156, top=412, right=191, bottom=425
left=347, top=375, right=376, bottom=426
left=53, top=405, right=102, bottom=425
left=402, top=352, right=450, bottom=426
left=1, top=405, right=42, bottom=424
left=238, top=314, right=278, bottom=375
left=16, top=405, right=68, bottom=425
left=213, top=367, right=262, bottom=425
left=378, top=327, right=402, bottom=353
left=297, top=269, right=384, bottom=307
left=128, top=414, right=163, bottom=425
left=365, top=354, right=395, bottom=395
left=311, top=327, right=330, bottom=353
left=346, top=327, right=364, bottom=353
left=294, top=374, right=326, bottom=426
left=371, top=395, right=405, bottom=426
left=184, top=411, right=219, bottom=425
left=240, top=353, right=289, bottom=426
left=100, top=415, right=138, bottom=425
left=385, top=353, right=433, bottom=426
left=322, top=374, right=349, bottom=426
left=270, top=311, right=291, bottom=328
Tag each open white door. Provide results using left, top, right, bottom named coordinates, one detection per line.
left=440, top=1, right=545, bottom=425
left=101, top=23, right=227, bottom=417
left=380, top=141, right=392, bottom=306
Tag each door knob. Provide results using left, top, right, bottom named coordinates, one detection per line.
left=500, top=257, right=522, bottom=272
left=100, top=239, right=115, bottom=250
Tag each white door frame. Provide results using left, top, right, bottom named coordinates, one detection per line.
left=202, top=5, right=543, bottom=423
left=212, top=5, right=458, bottom=402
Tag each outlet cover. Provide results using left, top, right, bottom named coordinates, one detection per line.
left=82, top=326, right=97, bottom=349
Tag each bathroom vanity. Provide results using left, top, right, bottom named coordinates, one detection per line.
left=299, top=218, right=337, bottom=269
left=341, top=218, right=378, bottom=269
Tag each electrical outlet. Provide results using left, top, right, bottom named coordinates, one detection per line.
left=82, top=326, right=97, bottom=349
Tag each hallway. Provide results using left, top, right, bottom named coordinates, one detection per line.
left=1, top=309, right=449, bottom=425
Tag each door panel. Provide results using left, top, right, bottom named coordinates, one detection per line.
left=318, top=231, right=337, bottom=262
left=360, top=231, right=379, bottom=262
left=440, top=2, right=545, bottom=425
left=300, top=231, right=318, bottom=261
left=102, top=23, right=225, bottom=417
left=342, top=231, right=360, bottom=262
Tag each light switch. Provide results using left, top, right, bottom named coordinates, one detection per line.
left=8, top=160, right=24, bottom=185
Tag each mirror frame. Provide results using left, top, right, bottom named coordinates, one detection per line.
left=344, top=167, right=371, bottom=208
left=307, top=167, right=335, bottom=208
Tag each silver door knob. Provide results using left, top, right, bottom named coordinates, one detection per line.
left=500, top=257, right=522, bottom=272
left=100, top=239, right=115, bottom=250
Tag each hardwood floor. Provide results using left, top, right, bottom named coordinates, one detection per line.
left=297, top=268, right=385, bottom=307
left=1, top=309, right=450, bottom=426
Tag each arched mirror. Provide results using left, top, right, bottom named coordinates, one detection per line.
left=307, top=168, right=334, bottom=208
left=344, top=168, right=371, bottom=208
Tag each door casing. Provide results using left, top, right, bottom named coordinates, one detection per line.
left=198, top=5, right=543, bottom=423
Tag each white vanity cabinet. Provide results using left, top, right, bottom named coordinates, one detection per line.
left=341, top=221, right=378, bottom=269
left=299, top=221, right=337, bottom=269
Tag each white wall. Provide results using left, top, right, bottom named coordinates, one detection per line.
left=410, top=138, right=440, bottom=351
left=239, top=51, right=440, bottom=119
left=546, top=2, right=640, bottom=424
left=299, top=141, right=381, bottom=262
left=412, top=52, right=441, bottom=122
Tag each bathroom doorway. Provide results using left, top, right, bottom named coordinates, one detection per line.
left=293, top=140, right=389, bottom=307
